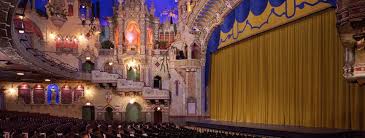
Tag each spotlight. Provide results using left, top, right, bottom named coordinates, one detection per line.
left=45, top=79, right=51, bottom=82
left=16, top=72, right=24, bottom=76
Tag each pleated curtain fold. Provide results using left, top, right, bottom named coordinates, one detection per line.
left=209, top=9, right=365, bottom=130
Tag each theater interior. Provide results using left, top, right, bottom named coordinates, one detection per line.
left=0, top=0, right=364, bottom=137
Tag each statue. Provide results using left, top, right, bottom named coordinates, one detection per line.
left=47, top=84, right=59, bottom=104
left=50, top=87, right=57, bottom=104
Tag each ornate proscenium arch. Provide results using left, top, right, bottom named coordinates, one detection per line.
left=0, top=0, right=90, bottom=81
left=199, top=0, right=337, bottom=112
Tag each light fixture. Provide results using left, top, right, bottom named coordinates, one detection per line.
left=8, top=83, right=16, bottom=95
left=16, top=72, right=24, bottom=76
left=85, top=102, right=91, bottom=106
left=108, top=62, right=113, bottom=66
left=127, top=59, right=137, bottom=68
left=78, top=34, right=85, bottom=41
left=19, top=15, right=24, bottom=20
left=49, top=33, right=56, bottom=40
left=129, top=98, right=135, bottom=104
left=86, top=57, right=91, bottom=60
left=157, top=107, right=161, bottom=111
left=45, top=79, right=51, bottom=82
left=8, top=88, right=16, bottom=94
left=18, top=29, right=25, bottom=34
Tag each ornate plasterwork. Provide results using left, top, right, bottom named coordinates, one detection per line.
left=336, top=0, right=365, bottom=83
left=182, top=0, right=241, bottom=62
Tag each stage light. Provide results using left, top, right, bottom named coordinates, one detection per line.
left=45, top=79, right=51, bottom=82
left=16, top=72, right=24, bottom=76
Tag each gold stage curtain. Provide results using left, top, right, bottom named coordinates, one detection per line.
left=209, top=8, right=365, bottom=130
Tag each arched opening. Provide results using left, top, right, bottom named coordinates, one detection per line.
left=104, top=62, right=113, bottom=73
left=61, top=85, right=72, bottom=104
left=82, top=105, right=95, bottom=121
left=18, top=83, right=31, bottom=104
left=105, top=107, right=113, bottom=121
left=154, top=107, right=162, bottom=123
left=47, top=84, right=60, bottom=104
left=125, top=21, right=141, bottom=52
left=191, top=43, right=201, bottom=59
left=74, top=85, right=84, bottom=102
left=126, top=59, right=140, bottom=81
left=153, top=76, right=162, bottom=89
left=126, top=102, right=142, bottom=122
left=82, top=60, right=95, bottom=73
left=33, top=84, right=45, bottom=104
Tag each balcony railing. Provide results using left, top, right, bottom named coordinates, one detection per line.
left=170, top=59, right=201, bottom=69
left=99, top=49, right=114, bottom=56
left=142, top=87, right=170, bottom=100
left=117, top=79, right=145, bottom=91
left=91, top=70, right=120, bottom=83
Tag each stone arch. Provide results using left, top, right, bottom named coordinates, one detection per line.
left=104, top=105, right=114, bottom=121
left=125, top=20, right=141, bottom=52
left=126, top=102, right=142, bottom=122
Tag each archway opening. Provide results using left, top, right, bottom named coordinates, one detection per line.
left=153, top=76, right=162, bottom=89
left=105, top=107, right=113, bottom=121
left=82, top=60, right=95, bottom=73
left=126, top=59, right=140, bottom=81
left=125, top=21, right=141, bottom=52
left=104, top=62, right=113, bottom=73
left=191, top=43, right=201, bottom=59
left=154, top=107, right=162, bottom=123
left=126, top=102, right=142, bottom=122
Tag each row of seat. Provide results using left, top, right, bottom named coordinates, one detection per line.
left=0, top=111, right=273, bottom=138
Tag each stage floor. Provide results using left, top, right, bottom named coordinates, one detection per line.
left=186, top=120, right=363, bottom=138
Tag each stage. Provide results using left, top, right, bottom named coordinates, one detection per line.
left=186, top=120, right=364, bottom=138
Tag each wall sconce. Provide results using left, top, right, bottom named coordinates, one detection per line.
left=129, top=98, right=135, bottom=104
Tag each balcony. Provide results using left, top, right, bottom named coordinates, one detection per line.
left=142, top=87, right=170, bottom=100
left=91, top=70, right=120, bottom=83
left=98, top=49, right=114, bottom=56
left=116, top=79, right=145, bottom=92
left=170, top=59, right=201, bottom=69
